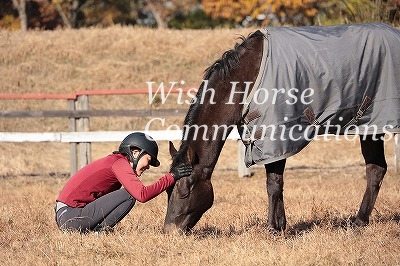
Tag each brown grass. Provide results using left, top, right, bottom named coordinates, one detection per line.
left=0, top=27, right=400, bottom=265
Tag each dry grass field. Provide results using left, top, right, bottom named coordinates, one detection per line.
left=1, top=26, right=400, bottom=265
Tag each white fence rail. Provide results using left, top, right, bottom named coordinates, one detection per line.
left=0, top=130, right=186, bottom=142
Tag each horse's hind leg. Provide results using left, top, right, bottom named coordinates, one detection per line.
left=265, top=159, right=286, bottom=232
left=355, top=134, right=387, bottom=226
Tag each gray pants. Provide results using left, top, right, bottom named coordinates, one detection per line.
left=55, top=189, right=136, bottom=233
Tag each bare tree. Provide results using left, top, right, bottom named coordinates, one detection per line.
left=12, top=0, right=27, bottom=31
left=145, top=0, right=167, bottom=28
left=69, top=0, right=81, bottom=28
left=45, top=0, right=83, bottom=28
left=42, top=0, right=71, bottom=28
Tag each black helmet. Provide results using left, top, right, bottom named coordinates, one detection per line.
left=118, top=132, right=160, bottom=171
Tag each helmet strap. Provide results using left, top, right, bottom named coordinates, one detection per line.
left=131, top=149, right=145, bottom=176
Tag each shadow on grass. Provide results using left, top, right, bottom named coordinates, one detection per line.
left=189, top=213, right=400, bottom=239
left=285, top=213, right=400, bottom=238
left=189, top=215, right=269, bottom=238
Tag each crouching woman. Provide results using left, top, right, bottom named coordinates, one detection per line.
left=54, top=132, right=192, bottom=233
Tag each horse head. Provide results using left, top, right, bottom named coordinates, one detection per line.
left=164, top=141, right=214, bottom=234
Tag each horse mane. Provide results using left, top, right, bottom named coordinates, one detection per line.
left=170, top=30, right=265, bottom=168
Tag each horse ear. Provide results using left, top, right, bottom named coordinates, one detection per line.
left=169, top=141, right=178, bottom=158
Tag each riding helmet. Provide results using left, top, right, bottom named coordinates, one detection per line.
left=118, top=132, right=160, bottom=170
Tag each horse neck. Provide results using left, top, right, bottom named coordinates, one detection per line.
left=191, top=68, right=262, bottom=171
left=181, top=31, right=264, bottom=173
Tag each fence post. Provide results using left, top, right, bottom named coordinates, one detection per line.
left=76, top=95, right=91, bottom=170
left=237, top=140, right=251, bottom=177
left=395, top=134, right=399, bottom=173
left=68, top=99, right=77, bottom=175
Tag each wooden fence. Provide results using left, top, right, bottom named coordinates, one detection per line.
left=0, top=89, right=251, bottom=177
left=1, top=89, right=399, bottom=174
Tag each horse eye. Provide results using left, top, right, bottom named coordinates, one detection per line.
left=177, top=182, right=193, bottom=199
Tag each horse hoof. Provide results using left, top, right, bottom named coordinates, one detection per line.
left=267, top=226, right=284, bottom=236
left=352, top=217, right=369, bottom=227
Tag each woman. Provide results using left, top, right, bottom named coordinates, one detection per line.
left=55, top=132, right=192, bottom=233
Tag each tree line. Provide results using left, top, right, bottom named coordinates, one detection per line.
left=1, top=0, right=399, bottom=31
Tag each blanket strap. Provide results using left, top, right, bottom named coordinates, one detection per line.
left=303, top=106, right=320, bottom=125
left=343, top=96, right=372, bottom=128
left=241, top=28, right=269, bottom=118
left=243, top=109, right=262, bottom=124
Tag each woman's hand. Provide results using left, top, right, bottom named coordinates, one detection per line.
left=170, top=163, right=193, bottom=180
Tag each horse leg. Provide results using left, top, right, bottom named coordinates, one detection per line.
left=355, top=134, right=387, bottom=226
left=265, top=159, right=286, bottom=232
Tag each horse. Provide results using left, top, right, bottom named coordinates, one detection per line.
left=163, top=23, right=400, bottom=234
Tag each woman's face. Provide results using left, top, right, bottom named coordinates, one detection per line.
left=134, top=151, right=151, bottom=176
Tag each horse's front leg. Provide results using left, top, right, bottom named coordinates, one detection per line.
left=355, top=134, right=387, bottom=226
left=265, top=159, right=286, bottom=232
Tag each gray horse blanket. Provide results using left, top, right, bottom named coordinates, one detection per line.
left=242, top=23, right=400, bottom=167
